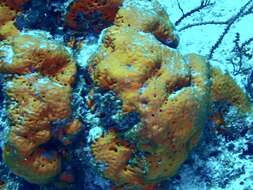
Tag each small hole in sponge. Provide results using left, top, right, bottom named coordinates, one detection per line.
left=109, top=146, right=118, bottom=152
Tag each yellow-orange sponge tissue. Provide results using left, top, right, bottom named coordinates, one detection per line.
left=0, top=0, right=251, bottom=188
left=0, top=31, right=76, bottom=184
left=88, top=1, right=252, bottom=189
left=114, top=0, right=179, bottom=48
left=90, top=25, right=210, bottom=188
left=0, top=2, right=19, bottom=39
left=0, top=3, right=16, bottom=26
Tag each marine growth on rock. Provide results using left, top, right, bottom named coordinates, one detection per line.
left=0, top=31, right=77, bottom=184
left=0, top=0, right=252, bottom=189
left=88, top=1, right=252, bottom=189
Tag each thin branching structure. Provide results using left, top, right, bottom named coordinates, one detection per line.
left=247, top=69, right=253, bottom=99
left=228, top=33, right=253, bottom=75
left=175, top=0, right=215, bottom=26
left=176, top=0, right=253, bottom=60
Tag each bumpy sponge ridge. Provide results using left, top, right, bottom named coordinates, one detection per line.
left=0, top=32, right=76, bottom=184
left=89, top=0, right=252, bottom=189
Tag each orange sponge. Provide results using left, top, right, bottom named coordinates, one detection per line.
left=114, top=0, right=179, bottom=47
left=0, top=2, right=19, bottom=39
left=1, top=32, right=76, bottom=184
left=90, top=25, right=210, bottom=188
left=66, top=0, right=123, bottom=32
left=89, top=4, right=251, bottom=187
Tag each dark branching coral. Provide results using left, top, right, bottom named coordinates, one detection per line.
left=176, top=0, right=253, bottom=59
left=247, top=69, right=253, bottom=100
left=175, top=0, right=215, bottom=26
left=228, top=32, right=253, bottom=75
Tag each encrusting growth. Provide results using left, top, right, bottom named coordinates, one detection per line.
left=0, top=1, right=20, bottom=39
left=89, top=0, right=252, bottom=189
left=66, top=0, right=123, bottom=33
left=0, top=32, right=76, bottom=184
left=114, top=0, right=179, bottom=48
left=0, top=0, right=251, bottom=188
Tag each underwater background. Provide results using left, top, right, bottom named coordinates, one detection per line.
left=0, top=0, right=253, bottom=189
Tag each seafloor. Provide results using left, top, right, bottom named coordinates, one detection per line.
left=0, top=0, right=253, bottom=190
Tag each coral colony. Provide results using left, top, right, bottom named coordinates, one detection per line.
left=0, top=0, right=253, bottom=189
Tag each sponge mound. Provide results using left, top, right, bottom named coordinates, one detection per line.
left=0, top=31, right=76, bottom=184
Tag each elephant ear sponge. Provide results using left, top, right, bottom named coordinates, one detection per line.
left=114, top=0, right=179, bottom=48
left=0, top=32, right=76, bottom=184
left=90, top=25, right=211, bottom=188
left=211, top=67, right=252, bottom=113
left=89, top=2, right=252, bottom=187
left=0, top=32, right=76, bottom=85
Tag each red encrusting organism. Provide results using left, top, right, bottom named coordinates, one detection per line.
left=66, top=0, right=123, bottom=33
